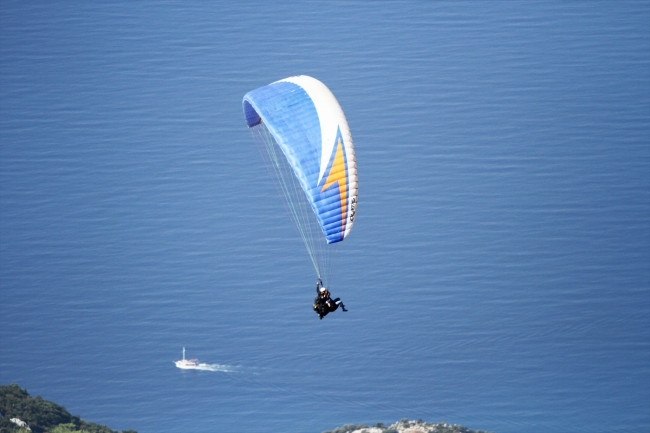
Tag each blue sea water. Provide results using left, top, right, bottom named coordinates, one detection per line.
left=1, top=2, right=648, bottom=433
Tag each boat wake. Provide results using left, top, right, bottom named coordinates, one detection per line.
left=192, top=363, right=235, bottom=372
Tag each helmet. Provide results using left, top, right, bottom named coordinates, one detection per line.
left=319, top=286, right=327, bottom=293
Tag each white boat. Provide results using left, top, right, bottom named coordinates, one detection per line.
left=175, top=347, right=200, bottom=369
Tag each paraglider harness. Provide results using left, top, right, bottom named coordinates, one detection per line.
left=313, top=279, right=344, bottom=319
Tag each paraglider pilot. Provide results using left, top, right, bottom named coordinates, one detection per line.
left=313, top=279, right=347, bottom=320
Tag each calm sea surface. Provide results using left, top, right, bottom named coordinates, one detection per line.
left=1, top=2, right=648, bottom=433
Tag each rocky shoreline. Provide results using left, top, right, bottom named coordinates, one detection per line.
left=3, top=384, right=493, bottom=433
left=322, top=419, right=493, bottom=433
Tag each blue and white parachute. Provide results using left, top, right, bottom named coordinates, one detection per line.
left=243, top=76, right=357, bottom=284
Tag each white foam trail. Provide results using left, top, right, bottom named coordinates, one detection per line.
left=194, top=363, right=236, bottom=372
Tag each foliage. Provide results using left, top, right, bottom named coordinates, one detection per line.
left=50, top=423, right=92, bottom=433
left=0, top=384, right=136, bottom=433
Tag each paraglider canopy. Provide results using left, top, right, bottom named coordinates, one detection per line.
left=243, top=76, right=358, bottom=245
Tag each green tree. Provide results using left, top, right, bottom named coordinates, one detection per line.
left=50, top=423, right=92, bottom=433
